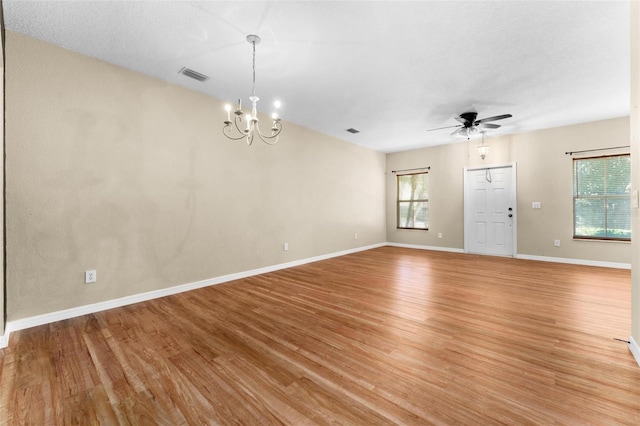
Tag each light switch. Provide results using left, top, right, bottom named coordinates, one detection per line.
left=633, top=190, right=639, bottom=209
left=532, top=202, right=541, bottom=209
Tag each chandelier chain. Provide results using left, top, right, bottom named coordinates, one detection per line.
left=252, top=39, right=257, bottom=97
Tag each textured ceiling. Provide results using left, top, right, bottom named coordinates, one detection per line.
left=3, top=0, right=630, bottom=153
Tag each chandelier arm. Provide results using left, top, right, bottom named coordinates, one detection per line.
left=255, top=121, right=281, bottom=136
left=271, top=122, right=283, bottom=137
left=222, top=115, right=252, bottom=141
left=233, top=114, right=247, bottom=135
left=256, top=134, right=279, bottom=145
left=254, top=122, right=281, bottom=145
left=223, top=126, right=249, bottom=141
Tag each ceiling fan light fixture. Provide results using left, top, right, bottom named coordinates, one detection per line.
left=477, top=132, right=490, bottom=160
left=477, top=144, right=490, bottom=160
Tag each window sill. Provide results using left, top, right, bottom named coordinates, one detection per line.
left=572, top=238, right=631, bottom=244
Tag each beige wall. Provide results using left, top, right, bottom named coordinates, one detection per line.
left=386, top=142, right=467, bottom=248
left=5, top=32, right=387, bottom=320
left=387, top=117, right=631, bottom=264
left=630, top=0, right=639, bottom=342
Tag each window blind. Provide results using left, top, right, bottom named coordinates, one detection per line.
left=573, top=154, right=631, bottom=240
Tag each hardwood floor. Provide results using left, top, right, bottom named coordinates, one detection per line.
left=1, top=246, right=639, bottom=425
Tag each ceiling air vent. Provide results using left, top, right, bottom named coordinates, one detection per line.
left=346, top=128, right=360, bottom=134
left=179, top=67, right=209, bottom=82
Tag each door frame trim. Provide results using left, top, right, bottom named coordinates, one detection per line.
left=463, top=162, right=517, bottom=257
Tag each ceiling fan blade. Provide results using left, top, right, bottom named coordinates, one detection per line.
left=428, top=125, right=462, bottom=132
left=451, top=127, right=463, bottom=136
left=454, top=116, right=468, bottom=124
left=475, top=114, right=512, bottom=124
left=478, top=123, right=501, bottom=129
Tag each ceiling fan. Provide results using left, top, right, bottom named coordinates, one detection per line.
left=428, top=111, right=513, bottom=138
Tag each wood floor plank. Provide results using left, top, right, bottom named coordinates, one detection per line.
left=1, top=247, right=640, bottom=424
left=169, top=349, right=272, bottom=425
left=62, top=385, right=119, bottom=425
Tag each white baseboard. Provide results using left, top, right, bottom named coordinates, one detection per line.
left=386, top=242, right=465, bottom=253
left=629, top=336, right=640, bottom=368
left=516, top=254, right=630, bottom=270
left=0, top=330, right=7, bottom=349
left=0, top=243, right=385, bottom=348
left=385, top=244, right=628, bottom=269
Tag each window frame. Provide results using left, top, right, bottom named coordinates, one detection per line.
left=572, top=153, right=631, bottom=242
left=396, top=171, right=429, bottom=230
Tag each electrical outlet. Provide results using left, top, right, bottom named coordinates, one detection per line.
left=354, top=233, right=358, bottom=240
left=85, top=270, right=96, bottom=284
left=438, top=233, right=443, bottom=239
left=283, top=243, right=289, bottom=251
left=532, top=202, right=541, bottom=209
left=554, top=240, right=560, bottom=247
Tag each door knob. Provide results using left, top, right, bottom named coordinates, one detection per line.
left=508, top=214, right=513, bottom=217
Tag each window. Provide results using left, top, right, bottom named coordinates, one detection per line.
left=397, top=172, right=429, bottom=229
left=573, top=154, right=630, bottom=240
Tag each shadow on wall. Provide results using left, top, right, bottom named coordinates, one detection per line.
left=30, top=108, right=202, bottom=294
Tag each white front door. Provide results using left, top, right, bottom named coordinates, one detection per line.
left=464, top=164, right=516, bottom=257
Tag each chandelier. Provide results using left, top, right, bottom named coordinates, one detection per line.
left=223, top=35, right=282, bottom=145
